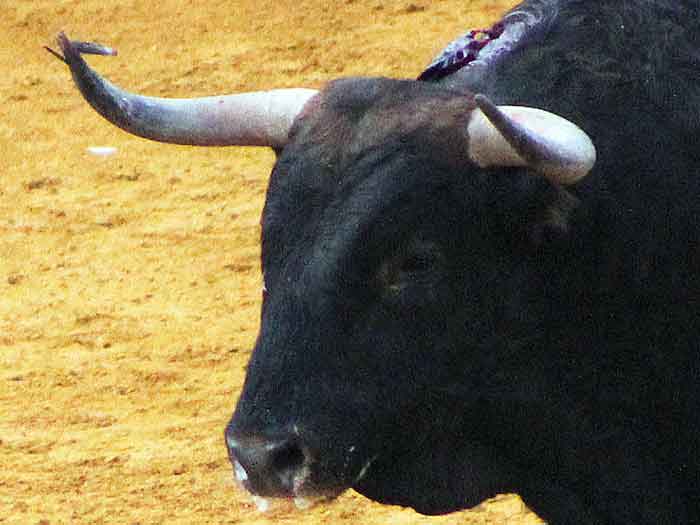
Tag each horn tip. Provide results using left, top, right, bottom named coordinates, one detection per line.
left=55, top=31, right=79, bottom=65
left=44, top=44, right=67, bottom=64
left=473, top=93, right=493, bottom=107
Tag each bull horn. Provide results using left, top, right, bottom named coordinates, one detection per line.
left=50, top=32, right=318, bottom=149
left=467, top=94, right=596, bottom=184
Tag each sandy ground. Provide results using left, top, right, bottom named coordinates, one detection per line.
left=1, top=1, right=545, bottom=523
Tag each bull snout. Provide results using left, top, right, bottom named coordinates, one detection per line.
left=225, top=428, right=312, bottom=498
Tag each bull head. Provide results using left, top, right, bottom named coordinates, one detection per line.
left=50, top=32, right=599, bottom=513
left=49, top=32, right=595, bottom=184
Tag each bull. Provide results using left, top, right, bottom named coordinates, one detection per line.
left=51, top=0, right=700, bottom=523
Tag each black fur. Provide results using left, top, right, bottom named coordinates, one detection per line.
left=227, top=2, right=700, bottom=522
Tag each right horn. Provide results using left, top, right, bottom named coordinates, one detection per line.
left=467, top=94, right=596, bottom=185
left=49, top=32, right=318, bottom=149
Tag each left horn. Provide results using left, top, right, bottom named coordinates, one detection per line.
left=50, top=32, right=318, bottom=149
left=467, top=94, right=596, bottom=184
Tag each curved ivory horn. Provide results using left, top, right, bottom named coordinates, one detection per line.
left=51, top=32, right=318, bottom=149
left=468, top=94, right=596, bottom=184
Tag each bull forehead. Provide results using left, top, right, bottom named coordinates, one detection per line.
left=263, top=78, right=479, bottom=288
left=293, top=77, right=477, bottom=165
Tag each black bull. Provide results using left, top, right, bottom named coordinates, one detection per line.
left=52, top=0, right=700, bottom=523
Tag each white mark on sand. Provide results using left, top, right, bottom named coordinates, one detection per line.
left=87, top=146, right=117, bottom=157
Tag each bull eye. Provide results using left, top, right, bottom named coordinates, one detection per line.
left=379, top=241, right=443, bottom=295
left=399, top=252, right=435, bottom=275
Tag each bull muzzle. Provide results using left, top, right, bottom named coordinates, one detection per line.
left=225, top=428, right=311, bottom=499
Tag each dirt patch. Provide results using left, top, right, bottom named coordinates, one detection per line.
left=1, top=1, right=544, bottom=523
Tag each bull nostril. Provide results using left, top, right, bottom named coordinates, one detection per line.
left=271, top=440, right=306, bottom=477
left=226, top=431, right=311, bottom=497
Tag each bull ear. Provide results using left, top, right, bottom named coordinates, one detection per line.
left=528, top=184, right=580, bottom=247
left=467, top=94, right=596, bottom=185
left=49, top=32, right=318, bottom=149
left=493, top=175, right=580, bottom=250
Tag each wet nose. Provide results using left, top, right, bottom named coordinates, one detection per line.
left=225, top=429, right=310, bottom=497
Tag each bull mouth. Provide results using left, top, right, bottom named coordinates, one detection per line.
left=231, top=457, right=344, bottom=511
